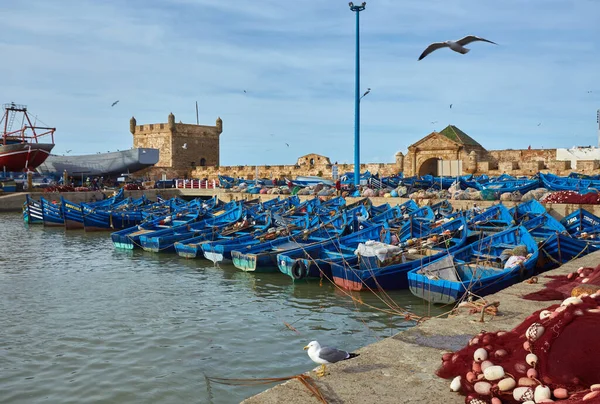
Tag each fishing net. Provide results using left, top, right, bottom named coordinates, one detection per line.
left=437, top=293, right=600, bottom=403
left=523, top=263, right=600, bottom=301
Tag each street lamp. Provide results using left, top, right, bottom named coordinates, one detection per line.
left=349, top=2, right=366, bottom=188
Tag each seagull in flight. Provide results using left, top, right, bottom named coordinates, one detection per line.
left=449, top=104, right=453, bottom=109
left=431, top=121, right=438, bottom=124
left=111, top=100, right=119, bottom=107
left=418, top=35, right=497, bottom=60
left=182, top=143, right=188, bottom=149
left=285, top=143, right=289, bottom=147
left=537, top=123, right=542, bottom=126
left=243, top=90, right=247, bottom=93
left=66, top=149, right=72, bottom=153
left=304, top=341, right=359, bottom=377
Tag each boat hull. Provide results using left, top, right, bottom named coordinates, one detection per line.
left=0, top=143, right=54, bottom=171
left=36, top=148, right=159, bottom=177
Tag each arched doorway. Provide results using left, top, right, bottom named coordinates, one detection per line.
left=418, top=158, right=439, bottom=176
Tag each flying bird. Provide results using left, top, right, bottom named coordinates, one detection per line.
left=450, top=104, right=453, bottom=109
left=418, top=35, right=498, bottom=60
left=537, top=123, right=542, bottom=126
left=285, top=143, right=289, bottom=147
left=431, top=121, right=438, bottom=124
left=111, top=100, right=119, bottom=107
left=182, top=143, right=188, bottom=149
left=304, top=341, right=359, bottom=377
left=243, top=90, right=247, bottom=93
left=66, top=150, right=72, bottom=153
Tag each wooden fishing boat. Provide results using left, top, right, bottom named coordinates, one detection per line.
left=230, top=213, right=349, bottom=272
left=61, top=188, right=125, bottom=230
left=540, top=172, right=600, bottom=192
left=23, top=194, right=43, bottom=224
left=140, top=202, right=244, bottom=253
left=277, top=222, right=390, bottom=281
left=536, top=233, right=599, bottom=270
left=480, top=178, right=541, bottom=194
left=407, top=226, right=538, bottom=304
left=81, top=195, right=153, bottom=231
left=561, top=209, right=600, bottom=245
left=41, top=196, right=64, bottom=226
left=201, top=214, right=314, bottom=264
left=468, top=204, right=515, bottom=234
left=110, top=197, right=215, bottom=249
left=330, top=217, right=468, bottom=291
left=508, top=199, right=546, bottom=223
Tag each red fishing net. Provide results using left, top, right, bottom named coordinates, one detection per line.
left=541, top=191, right=600, bottom=204
left=437, top=294, right=600, bottom=403
left=523, top=264, right=600, bottom=301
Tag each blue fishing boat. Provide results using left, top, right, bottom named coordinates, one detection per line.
left=468, top=204, right=515, bottom=234
left=23, top=195, right=43, bottom=224
left=81, top=195, right=152, bottom=231
left=522, top=212, right=566, bottom=240
left=41, top=196, right=64, bottom=226
left=286, top=176, right=335, bottom=188
left=111, top=206, right=207, bottom=250
left=277, top=222, right=389, bottom=281
left=331, top=217, right=468, bottom=291
left=508, top=199, right=547, bottom=222
left=561, top=209, right=600, bottom=245
left=480, top=178, right=541, bottom=194
left=230, top=214, right=349, bottom=272
left=62, top=189, right=125, bottom=230
left=201, top=213, right=316, bottom=264
left=536, top=233, right=599, bottom=270
left=540, top=172, right=600, bottom=193
left=140, top=202, right=245, bottom=253
left=407, top=226, right=539, bottom=304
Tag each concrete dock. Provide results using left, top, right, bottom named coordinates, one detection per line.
left=241, top=250, right=600, bottom=404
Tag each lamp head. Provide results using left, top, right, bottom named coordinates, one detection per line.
left=362, top=2, right=366, bottom=6
left=349, top=2, right=353, bottom=6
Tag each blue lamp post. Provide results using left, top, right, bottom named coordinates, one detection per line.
left=349, top=2, right=366, bottom=188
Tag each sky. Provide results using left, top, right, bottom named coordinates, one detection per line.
left=1, top=0, right=600, bottom=166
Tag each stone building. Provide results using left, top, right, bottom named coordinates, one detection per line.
left=405, top=125, right=486, bottom=176
left=130, top=112, right=222, bottom=179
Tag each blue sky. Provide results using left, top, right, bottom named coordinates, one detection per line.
left=1, top=0, right=599, bottom=165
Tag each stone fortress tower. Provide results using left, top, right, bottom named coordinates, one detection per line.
left=130, top=112, right=222, bottom=179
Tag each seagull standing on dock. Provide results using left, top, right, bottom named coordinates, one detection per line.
left=418, top=35, right=497, bottom=60
left=304, top=341, right=359, bottom=377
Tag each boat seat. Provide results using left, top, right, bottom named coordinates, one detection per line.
left=496, top=243, right=518, bottom=250
left=472, top=252, right=501, bottom=262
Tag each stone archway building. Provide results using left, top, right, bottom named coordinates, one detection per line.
left=404, top=125, right=487, bottom=176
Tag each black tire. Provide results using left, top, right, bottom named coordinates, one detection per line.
left=291, top=260, right=308, bottom=280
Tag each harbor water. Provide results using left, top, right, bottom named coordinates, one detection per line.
left=0, top=212, right=445, bottom=403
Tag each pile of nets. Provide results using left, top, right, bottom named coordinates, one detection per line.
left=123, top=183, right=144, bottom=190
left=523, top=264, right=600, bottom=301
left=521, top=188, right=550, bottom=202
left=44, top=185, right=77, bottom=193
left=438, top=293, right=600, bottom=403
left=499, top=191, right=522, bottom=202
left=541, top=191, right=600, bottom=204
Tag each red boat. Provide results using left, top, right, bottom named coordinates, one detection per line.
left=1, top=103, right=55, bottom=172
